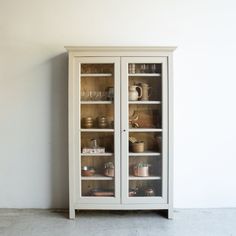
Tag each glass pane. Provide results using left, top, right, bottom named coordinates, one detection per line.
left=128, top=63, right=162, bottom=101
left=82, top=180, right=114, bottom=197
left=80, top=63, right=116, bottom=198
left=129, top=104, right=161, bottom=129
left=128, top=62, right=163, bottom=199
left=129, top=180, right=162, bottom=197
left=128, top=63, right=162, bottom=74
left=81, top=104, right=114, bottom=129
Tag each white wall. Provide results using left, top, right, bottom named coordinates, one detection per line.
left=0, top=0, right=236, bottom=208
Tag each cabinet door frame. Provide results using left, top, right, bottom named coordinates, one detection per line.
left=72, top=56, right=121, bottom=204
left=121, top=57, right=168, bottom=204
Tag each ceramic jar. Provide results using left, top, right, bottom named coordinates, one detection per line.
left=97, top=116, right=108, bottom=128
left=82, top=117, right=93, bottom=128
left=139, top=83, right=151, bottom=101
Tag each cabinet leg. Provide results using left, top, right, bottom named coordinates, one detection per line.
left=69, top=208, right=75, bottom=219
left=167, top=208, right=174, bottom=219
left=157, top=209, right=173, bottom=219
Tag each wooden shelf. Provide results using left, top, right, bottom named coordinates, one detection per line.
left=129, top=152, right=161, bottom=156
left=129, top=128, right=162, bottom=132
left=81, top=153, right=113, bottom=157
left=129, top=73, right=161, bottom=77
left=81, top=174, right=114, bottom=180
left=81, top=73, right=113, bottom=77
left=129, top=175, right=161, bottom=180
left=80, top=129, right=114, bottom=132
left=129, top=101, right=161, bottom=104
left=81, top=101, right=113, bottom=104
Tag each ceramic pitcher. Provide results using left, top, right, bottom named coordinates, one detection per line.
left=129, top=85, right=142, bottom=101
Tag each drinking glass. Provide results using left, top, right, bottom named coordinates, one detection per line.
left=145, top=64, right=150, bottom=73
left=140, top=64, right=146, bottom=73
left=96, top=91, right=102, bottom=101
left=101, top=91, right=108, bottom=101
left=81, top=90, right=86, bottom=101
left=151, top=64, right=157, bottom=73
left=89, top=91, right=96, bottom=101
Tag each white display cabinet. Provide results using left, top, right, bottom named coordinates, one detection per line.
left=66, top=46, right=176, bottom=219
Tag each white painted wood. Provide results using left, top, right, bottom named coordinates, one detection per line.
left=81, top=73, right=112, bottom=77
left=74, top=57, right=81, bottom=215
left=81, top=153, right=113, bottom=157
left=69, top=51, right=173, bottom=57
left=65, top=47, right=176, bottom=59
left=65, top=46, right=177, bottom=52
left=129, top=73, right=161, bottom=77
left=113, top=56, right=121, bottom=205
left=121, top=57, right=129, bottom=206
left=161, top=57, right=169, bottom=205
left=73, top=56, right=120, bottom=205
left=74, top=203, right=169, bottom=210
left=121, top=56, right=168, bottom=205
left=129, top=128, right=162, bottom=132
left=77, top=196, right=119, bottom=205
left=81, top=101, right=113, bottom=104
left=67, top=46, right=175, bottom=219
left=129, top=152, right=161, bottom=156
left=167, top=52, right=174, bottom=220
left=129, top=101, right=161, bottom=104
left=68, top=53, right=76, bottom=219
left=80, top=129, right=114, bottom=132
left=129, top=176, right=161, bottom=180
left=81, top=175, right=114, bottom=180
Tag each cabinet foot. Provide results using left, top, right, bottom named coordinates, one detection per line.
left=69, top=208, right=75, bottom=219
left=157, top=209, right=174, bottom=219
left=167, top=209, right=174, bottom=219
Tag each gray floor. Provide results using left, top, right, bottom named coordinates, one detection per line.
left=0, top=209, right=235, bottom=236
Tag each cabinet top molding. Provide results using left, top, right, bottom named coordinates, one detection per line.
left=65, top=46, right=177, bottom=52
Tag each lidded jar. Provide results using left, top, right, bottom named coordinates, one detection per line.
left=82, top=116, right=93, bottom=128
left=97, top=116, right=108, bottom=128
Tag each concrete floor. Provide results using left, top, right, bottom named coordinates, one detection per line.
left=0, top=209, right=235, bottom=236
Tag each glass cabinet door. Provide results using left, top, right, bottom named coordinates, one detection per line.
left=75, top=57, right=120, bottom=204
left=121, top=57, right=168, bottom=204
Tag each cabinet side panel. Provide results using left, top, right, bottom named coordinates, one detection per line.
left=167, top=54, right=174, bottom=218
left=68, top=53, right=75, bottom=219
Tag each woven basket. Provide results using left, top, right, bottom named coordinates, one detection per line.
left=131, top=141, right=144, bottom=153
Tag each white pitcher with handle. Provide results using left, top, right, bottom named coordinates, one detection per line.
left=129, top=85, right=143, bottom=101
